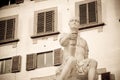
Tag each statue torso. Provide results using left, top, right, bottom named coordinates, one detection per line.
left=63, top=35, right=88, bottom=61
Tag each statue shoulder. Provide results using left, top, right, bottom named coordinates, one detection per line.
left=79, top=37, right=87, bottom=43
left=78, top=36, right=88, bottom=47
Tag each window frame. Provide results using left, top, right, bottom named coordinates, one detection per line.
left=34, top=7, right=58, bottom=37
left=0, top=58, right=12, bottom=74
left=26, top=49, right=62, bottom=71
left=0, top=56, right=21, bottom=74
left=75, top=0, right=102, bottom=29
left=0, top=15, right=18, bottom=44
left=37, top=53, right=45, bottom=68
left=45, top=52, right=53, bottom=67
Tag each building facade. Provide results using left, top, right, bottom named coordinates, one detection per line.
left=0, top=0, right=120, bottom=80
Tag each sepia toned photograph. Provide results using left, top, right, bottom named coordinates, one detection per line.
left=0, top=0, right=120, bottom=80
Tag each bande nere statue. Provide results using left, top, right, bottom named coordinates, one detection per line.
left=56, top=17, right=98, bottom=80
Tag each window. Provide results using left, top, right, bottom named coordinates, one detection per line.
left=75, top=0, right=102, bottom=28
left=37, top=11, right=54, bottom=34
left=0, top=56, right=21, bottom=74
left=37, top=52, right=53, bottom=68
left=26, top=48, right=62, bottom=71
left=37, top=53, right=44, bottom=68
left=0, top=15, right=18, bottom=42
left=0, top=0, right=24, bottom=8
left=0, top=59, right=12, bottom=74
left=45, top=52, right=53, bottom=67
left=34, top=7, right=57, bottom=36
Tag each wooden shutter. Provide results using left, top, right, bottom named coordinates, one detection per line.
left=0, top=20, right=5, bottom=41
left=37, top=12, right=44, bottom=33
left=6, top=19, right=15, bottom=40
left=26, top=54, right=36, bottom=71
left=16, top=0, right=24, bottom=4
left=12, top=56, right=21, bottom=73
left=54, top=48, right=62, bottom=66
left=46, top=11, right=54, bottom=32
left=88, top=1, right=97, bottom=23
left=79, top=4, right=87, bottom=25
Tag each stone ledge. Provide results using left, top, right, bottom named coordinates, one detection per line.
left=31, top=68, right=107, bottom=80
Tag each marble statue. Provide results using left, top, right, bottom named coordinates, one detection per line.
left=56, top=17, right=98, bottom=80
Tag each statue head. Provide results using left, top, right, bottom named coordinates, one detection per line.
left=68, top=17, right=80, bottom=31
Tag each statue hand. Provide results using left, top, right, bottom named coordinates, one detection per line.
left=69, top=33, right=78, bottom=40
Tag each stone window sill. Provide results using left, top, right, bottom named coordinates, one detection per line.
left=31, top=32, right=60, bottom=39
left=79, top=23, right=105, bottom=30
left=0, top=4, right=19, bottom=10
left=0, top=39, right=19, bottom=45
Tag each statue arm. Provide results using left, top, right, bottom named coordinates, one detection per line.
left=84, top=42, right=89, bottom=59
left=59, top=33, right=70, bottom=47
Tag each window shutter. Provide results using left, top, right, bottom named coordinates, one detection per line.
left=79, top=4, right=87, bottom=25
left=46, top=11, right=54, bottom=32
left=88, top=1, right=97, bottom=23
left=12, top=56, right=21, bottom=73
left=37, top=12, right=44, bottom=33
left=0, top=20, right=5, bottom=41
left=26, top=54, right=37, bottom=71
left=54, top=48, right=62, bottom=66
left=16, top=0, right=24, bottom=4
left=6, top=19, right=15, bottom=40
